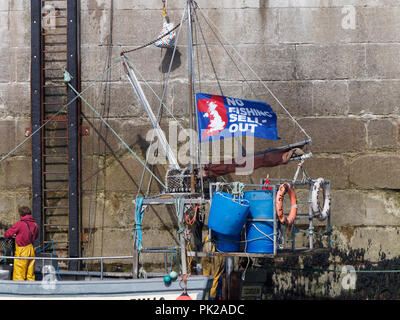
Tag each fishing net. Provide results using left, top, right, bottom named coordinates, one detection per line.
left=0, top=237, right=15, bottom=264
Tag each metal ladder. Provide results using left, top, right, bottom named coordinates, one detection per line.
left=31, top=0, right=81, bottom=269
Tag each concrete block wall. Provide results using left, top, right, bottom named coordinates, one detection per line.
left=0, top=1, right=32, bottom=230
left=1, top=0, right=400, bottom=292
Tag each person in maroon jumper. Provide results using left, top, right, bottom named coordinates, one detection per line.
left=4, top=206, right=39, bottom=281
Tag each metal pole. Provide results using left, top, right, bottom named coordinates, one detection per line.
left=67, top=0, right=81, bottom=271
left=225, top=256, right=234, bottom=300
left=132, top=202, right=139, bottom=279
left=164, top=252, right=168, bottom=274
left=187, top=0, right=195, bottom=172
left=273, top=184, right=277, bottom=256
left=31, top=0, right=43, bottom=249
left=179, top=202, right=187, bottom=275
left=308, top=183, right=314, bottom=250
left=326, top=181, right=331, bottom=248
left=122, top=56, right=180, bottom=169
left=100, top=258, right=103, bottom=280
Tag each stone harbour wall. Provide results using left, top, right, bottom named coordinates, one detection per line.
left=0, top=0, right=399, bottom=298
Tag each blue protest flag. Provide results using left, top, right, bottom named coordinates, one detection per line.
left=196, top=93, right=280, bottom=143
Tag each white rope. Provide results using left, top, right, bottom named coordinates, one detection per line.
left=196, top=5, right=311, bottom=141
left=250, top=223, right=275, bottom=242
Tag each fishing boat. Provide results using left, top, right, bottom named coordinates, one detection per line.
left=0, top=0, right=331, bottom=299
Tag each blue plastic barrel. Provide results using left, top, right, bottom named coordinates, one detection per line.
left=244, top=190, right=273, bottom=219
left=245, top=222, right=274, bottom=253
left=214, top=231, right=241, bottom=252
left=244, top=190, right=274, bottom=253
left=208, top=192, right=250, bottom=236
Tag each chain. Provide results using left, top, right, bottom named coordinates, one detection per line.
left=120, top=18, right=186, bottom=55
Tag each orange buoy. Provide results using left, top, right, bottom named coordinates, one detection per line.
left=176, top=293, right=192, bottom=300
left=276, top=183, right=297, bottom=226
left=177, top=274, right=192, bottom=300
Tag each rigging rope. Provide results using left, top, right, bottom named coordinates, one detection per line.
left=128, top=5, right=188, bottom=198
left=196, top=3, right=312, bottom=142
left=193, top=6, right=248, bottom=160
left=66, top=81, right=167, bottom=189
left=193, top=8, right=223, bottom=96
left=0, top=57, right=123, bottom=166
left=123, top=56, right=186, bottom=131
left=120, top=19, right=186, bottom=55
left=86, top=0, right=116, bottom=262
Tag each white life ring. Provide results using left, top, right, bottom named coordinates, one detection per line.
left=311, top=178, right=330, bottom=221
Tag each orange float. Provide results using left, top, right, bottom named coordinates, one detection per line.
left=276, top=183, right=297, bottom=226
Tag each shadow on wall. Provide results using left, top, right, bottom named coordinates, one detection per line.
left=159, top=48, right=182, bottom=74
left=258, top=247, right=400, bottom=300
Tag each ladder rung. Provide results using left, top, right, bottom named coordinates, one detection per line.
left=43, top=33, right=67, bottom=36
left=43, top=84, right=66, bottom=88
left=44, top=224, right=69, bottom=227
left=43, top=67, right=63, bottom=71
left=43, top=46, right=66, bottom=50
left=43, top=189, right=68, bottom=192
left=43, top=172, right=68, bottom=175
left=44, top=206, right=69, bottom=209
left=43, top=61, right=67, bottom=65
left=45, top=78, right=65, bottom=87
left=43, top=136, right=68, bottom=139
left=44, top=126, right=68, bottom=132
left=44, top=93, right=67, bottom=96
left=44, top=120, right=67, bottom=123
left=45, top=145, right=68, bottom=148
left=44, top=42, right=67, bottom=45
left=43, top=154, right=68, bottom=157
left=43, top=50, right=67, bottom=54
left=45, top=115, right=67, bottom=120
left=44, top=215, right=68, bottom=219
left=44, top=163, right=68, bottom=166
left=45, top=197, right=68, bottom=200
left=43, top=102, right=65, bottom=105
left=44, top=114, right=67, bottom=117
left=45, top=180, right=69, bottom=184
left=45, top=212, right=69, bottom=215
left=44, top=78, right=65, bottom=81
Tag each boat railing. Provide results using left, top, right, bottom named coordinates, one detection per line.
left=0, top=246, right=178, bottom=280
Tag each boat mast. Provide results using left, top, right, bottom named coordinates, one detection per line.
left=187, top=0, right=197, bottom=191
left=187, top=1, right=194, bottom=168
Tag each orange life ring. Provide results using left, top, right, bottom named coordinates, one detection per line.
left=276, top=183, right=297, bottom=226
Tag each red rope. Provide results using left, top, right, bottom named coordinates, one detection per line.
left=185, top=198, right=198, bottom=226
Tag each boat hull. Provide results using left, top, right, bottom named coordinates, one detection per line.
left=0, top=276, right=213, bottom=300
